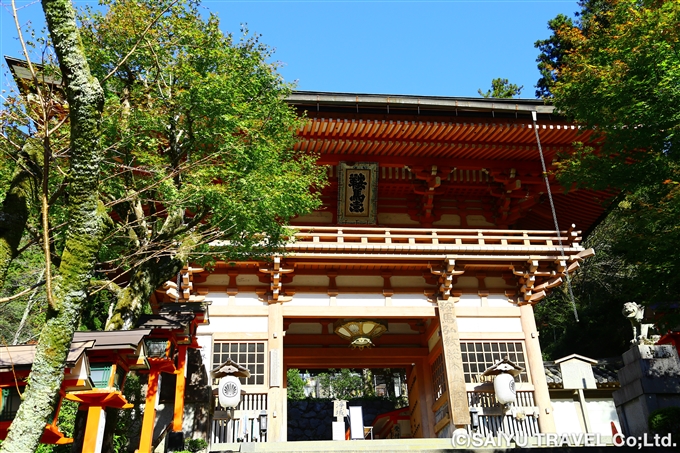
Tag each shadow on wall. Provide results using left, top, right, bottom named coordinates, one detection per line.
left=287, top=399, right=396, bottom=441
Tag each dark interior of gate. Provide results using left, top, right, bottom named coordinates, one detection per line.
left=283, top=316, right=436, bottom=440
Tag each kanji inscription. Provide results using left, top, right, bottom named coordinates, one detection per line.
left=438, top=300, right=471, bottom=426
left=348, top=173, right=367, bottom=213
left=337, top=162, right=378, bottom=224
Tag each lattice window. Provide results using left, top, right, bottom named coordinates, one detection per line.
left=213, top=342, right=266, bottom=385
left=90, top=364, right=112, bottom=388
left=460, top=342, right=528, bottom=383
left=432, top=352, right=446, bottom=400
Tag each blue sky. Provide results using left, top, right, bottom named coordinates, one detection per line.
left=2, top=1, right=578, bottom=98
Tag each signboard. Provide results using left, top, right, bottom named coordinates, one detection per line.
left=337, top=162, right=378, bottom=224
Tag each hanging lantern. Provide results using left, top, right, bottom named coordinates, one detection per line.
left=333, top=319, right=388, bottom=349
left=493, top=372, right=517, bottom=405
left=218, top=375, right=242, bottom=409
left=482, top=358, right=524, bottom=406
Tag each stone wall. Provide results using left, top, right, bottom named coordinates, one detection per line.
left=288, top=398, right=398, bottom=441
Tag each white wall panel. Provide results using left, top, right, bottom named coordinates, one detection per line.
left=336, top=293, right=385, bottom=306
left=456, top=294, right=482, bottom=307
left=457, top=317, right=522, bottom=333
left=208, top=291, right=229, bottom=306
left=487, top=294, right=515, bottom=307
left=234, top=291, right=266, bottom=306
left=586, top=399, right=619, bottom=436
left=553, top=399, right=584, bottom=434
left=287, top=293, right=330, bottom=306
left=197, top=316, right=268, bottom=334
left=391, top=294, right=436, bottom=307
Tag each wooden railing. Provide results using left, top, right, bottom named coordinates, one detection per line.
left=466, top=390, right=540, bottom=436
left=211, top=393, right=268, bottom=445
left=286, top=226, right=583, bottom=257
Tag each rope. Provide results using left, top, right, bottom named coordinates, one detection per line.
left=531, top=111, right=579, bottom=322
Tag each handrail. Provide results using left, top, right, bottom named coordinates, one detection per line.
left=289, top=226, right=581, bottom=250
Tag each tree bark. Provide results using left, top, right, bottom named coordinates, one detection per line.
left=105, top=230, right=198, bottom=331
left=0, top=0, right=104, bottom=451
left=0, top=140, right=42, bottom=291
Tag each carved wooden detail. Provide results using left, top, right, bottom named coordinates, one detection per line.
left=429, top=258, right=465, bottom=300
left=161, top=266, right=206, bottom=303
left=259, top=256, right=294, bottom=302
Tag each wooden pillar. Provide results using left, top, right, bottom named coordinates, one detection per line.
left=519, top=303, right=556, bottom=433
left=267, top=302, right=284, bottom=442
left=437, top=299, right=470, bottom=428
left=173, top=345, right=188, bottom=432
left=138, top=371, right=160, bottom=453
left=415, top=359, right=436, bottom=437
left=82, top=406, right=106, bottom=453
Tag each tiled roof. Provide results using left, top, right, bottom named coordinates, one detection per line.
left=543, top=358, right=622, bottom=389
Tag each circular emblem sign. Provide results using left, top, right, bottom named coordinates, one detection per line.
left=218, top=376, right=241, bottom=408
left=222, top=381, right=239, bottom=398
left=509, top=379, right=515, bottom=394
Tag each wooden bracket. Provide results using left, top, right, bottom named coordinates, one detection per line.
left=259, top=256, right=294, bottom=301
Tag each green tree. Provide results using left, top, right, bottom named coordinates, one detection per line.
left=477, top=78, right=523, bottom=98
left=286, top=368, right=306, bottom=400
left=0, top=0, right=325, bottom=450
left=1, top=0, right=106, bottom=450
left=535, top=0, right=680, bottom=331
left=80, top=0, right=325, bottom=331
left=317, top=369, right=363, bottom=400
left=535, top=208, right=632, bottom=359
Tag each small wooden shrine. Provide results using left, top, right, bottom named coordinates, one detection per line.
left=0, top=330, right=150, bottom=450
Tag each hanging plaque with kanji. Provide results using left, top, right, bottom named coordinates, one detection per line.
left=338, top=162, right=378, bottom=224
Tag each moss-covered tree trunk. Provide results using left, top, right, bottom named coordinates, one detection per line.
left=0, top=0, right=104, bottom=451
left=0, top=140, right=42, bottom=291
left=105, top=228, right=198, bottom=331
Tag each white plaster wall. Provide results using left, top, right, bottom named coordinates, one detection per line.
left=454, top=277, right=478, bottom=288
left=433, top=214, right=461, bottom=226
left=391, top=294, right=436, bottom=307
left=487, top=294, right=515, bottom=307
left=466, top=214, right=494, bottom=227
left=291, top=275, right=329, bottom=286
left=196, top=335, right=213, bottom=375
left=552, top=399, right=584, bottom=434
left=456, top=317, right=522, bottom=333
left=456, top=294, right=482, bottom=307
left=391, top=276, right=429, bottom=288
left=485, top=277, right=513, bottom=289
left=377, top=213, right=420, bottom=225
left=287, top=293, right=330, bottom=306
left=208, top=291, right=229, bottom=306
left=234, top=291, right=266, bottom=306
left=235, top=274, right=265, bottom=286
left=336, top=293, right=385, bottom=306
left=204, top=274, right=229, bottom=285
left=586, top=399, right=619, bottom=436
left=336, top=275, right=383, bottom=287
left=196, top=316, right=268, bottom=334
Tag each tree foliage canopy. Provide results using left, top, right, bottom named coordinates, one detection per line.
left=0, top=0, right=325, bottom=450
left=1, top=0, right=326, bottom=331
left=535, top=0, right=680, bottom=335
left=477, top=78, right=523, bottom=98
